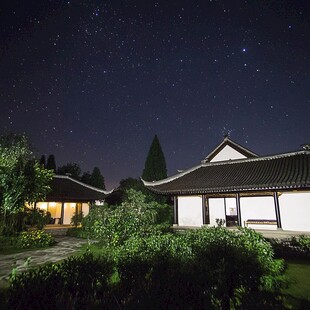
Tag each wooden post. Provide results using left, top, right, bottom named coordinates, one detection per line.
left=236, top=193, right=241, bottom=226
left=60, top=202, right=65, bottom=224
left=173, top=196, right=178, bottom=225
left=202, top=195, right=206, bottom=224
left=273, top=192, right=282, bottom=229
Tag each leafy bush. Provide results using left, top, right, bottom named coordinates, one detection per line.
left=66, top=227, right=88, bottom=239
left=8, top=253, right=115, bottom=310
left=24, top=207, right=51, bottom=229
left=8, top=227, right=286, bottom=309
left=292, top=235, right=310, bottom=252
left=83, top=189, right=167, bottom=246
left=114, top=227, right=286, bottom=309
left=269, top=235, right=310, bottom=259
left=70, top=211, right=84, bottom=227
left=16, top=230, right=55, bottom=248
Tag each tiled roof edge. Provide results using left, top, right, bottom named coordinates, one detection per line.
left=201, top=150, right=310, bottom=167
left=141, top=164, right=203, bottom=187
left=54, top=175, right=114, bottom=195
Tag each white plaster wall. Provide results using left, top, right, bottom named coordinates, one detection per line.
left=209, top=198, right=226, bottom=226
left=63, top=203, right=76, bottom=225
left=82, top=203, right=89, bottom=217
left=225, top=197, right=237, bottom=215
left=178, top=196, right=202, bottom=226
left=279, top=192, right=310, bottom=232
left=240, top=196, right=276, bottom=229
left=210, top=145, right=247, bottom=162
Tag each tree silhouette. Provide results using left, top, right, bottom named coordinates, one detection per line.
left=46, top=155, right=56, bottom=172
left=39, top=155, right=46, bottom=168
left=90, top=167, right=105, bottom=189
left=142, top=135, right=167, bottom=181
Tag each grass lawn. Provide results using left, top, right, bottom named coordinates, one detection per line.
left=284, top=259, right=310, bottom=309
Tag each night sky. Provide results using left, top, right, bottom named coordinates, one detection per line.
left=1, top=1, right=309, bottom=189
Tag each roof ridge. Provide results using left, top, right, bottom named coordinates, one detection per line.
left=201, top=150, right=309, bottom=167
left=142, top=150, right=309, bottom=188
left=54, top=175, right=114, bottom=194
left=202, top=137, right=258, bottom=163
left=141, top=164, right=203, bottom=186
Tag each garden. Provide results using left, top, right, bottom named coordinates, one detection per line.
left=0, top=189, right=309, bottom=309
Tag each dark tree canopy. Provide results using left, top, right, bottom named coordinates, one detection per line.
left=0, top=134, right=54, bottom=234
left=81, top=171, right=91, bottom=184
left=39, top=155, right=46, bottom=168
left=46, top=154, right=56, bottom=172
left=57, top=163, right=81, bottom=180
left=142, top=135, right=167, bottom=181
left=89, top=167, right=105, bottom=190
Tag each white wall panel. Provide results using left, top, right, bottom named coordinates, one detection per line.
left=279, top=192, right=310, bottom=232
left=178, top=196, right=202, bottom=226
left=240, top=196, right=276, bottom=229
left=209, top=198, right=226, bottom=226
left=210, top=145, right=247, bottom=162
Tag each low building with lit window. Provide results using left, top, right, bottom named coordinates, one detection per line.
left=35, top=175, right=111, bottom=225
left=143, top=136, right=310, bottom=232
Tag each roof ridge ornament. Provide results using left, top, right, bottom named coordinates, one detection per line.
left=301, top=144, right=310, bottom=151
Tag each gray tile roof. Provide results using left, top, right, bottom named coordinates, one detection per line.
left=144, top=151, right=310, bottom=195
left=46, top=175, right=112, bottom=202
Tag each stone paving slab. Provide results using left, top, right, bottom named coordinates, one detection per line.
left=0, top=236, right=90, bottom=286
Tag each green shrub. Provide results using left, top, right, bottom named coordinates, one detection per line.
left=292, top=235, right=310, bottom=252
left=16, top=230, right=55, bottom=248
left=24, top=207, right=51, bottom=229
left=70, top=211, right=84, bottom=227
left=270, top=235, right=310, bottom=259
left=66, top=227, right=88, bottom=239
left=83, top=189, right=164, bottom=246
left=115, top=227, right=286, bottom=309
left=8, top=253, right=115, bottom=309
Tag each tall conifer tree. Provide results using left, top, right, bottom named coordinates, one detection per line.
left=90, top=167, right=105, bottom=189
left=46, top=154, right=56, bottom=172
left=142, top=135, right=167, bottom=181
left=39, top=155, right=46, bottom=168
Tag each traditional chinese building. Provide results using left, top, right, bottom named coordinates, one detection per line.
left=143, top=136, right=310, bottom=232
left=35, top=175, right=112, bottom=225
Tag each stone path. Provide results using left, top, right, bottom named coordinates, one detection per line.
left=0, top=236, right=90, bottom=286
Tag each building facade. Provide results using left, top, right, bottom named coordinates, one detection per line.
left=35, top=175, right=111, bottom=225
left=143, top=137, right=310, bottom=232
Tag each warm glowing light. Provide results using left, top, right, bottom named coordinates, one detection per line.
left=49, top=202, right=56, bottom=207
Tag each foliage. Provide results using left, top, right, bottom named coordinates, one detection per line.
left=0, top=133, right=53, bottom=235
left=7, top=227, right=287, bottom=309
left=46, top=154, right=56, bottom=172
left=142, top=134, right=167, bottom=181
left=270, top=235, right=310, bottom=259
left=83, top=189, right=167, bottom=246
left=70, top=211, right=84, bottom=227
left=114, top=227, right=286, bottom=309
left=291, top=235, right=310, bottom=252
left=66, top=227, right=88, bottom=239
left=89, top=166, right=105, bottom=189
left=24, top=207, right=51, bottom=229
left=57, top=162, right=81, bottom=180
left=105, top=177, right=147, bottom=205
left=39, top=155, right=46, bottom=168
left=81, top=171, right=91, bottom=184
left=215, top=218, right=226, bottom=227
left=16, top=230, right=55, bottom=249
left=8, top=253, right=115, bottom=310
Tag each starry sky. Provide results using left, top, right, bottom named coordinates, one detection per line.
left=1, top=0, right=309, bottom=189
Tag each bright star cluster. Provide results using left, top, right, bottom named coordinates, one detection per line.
left=0, top=1, right=309, bottom=188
